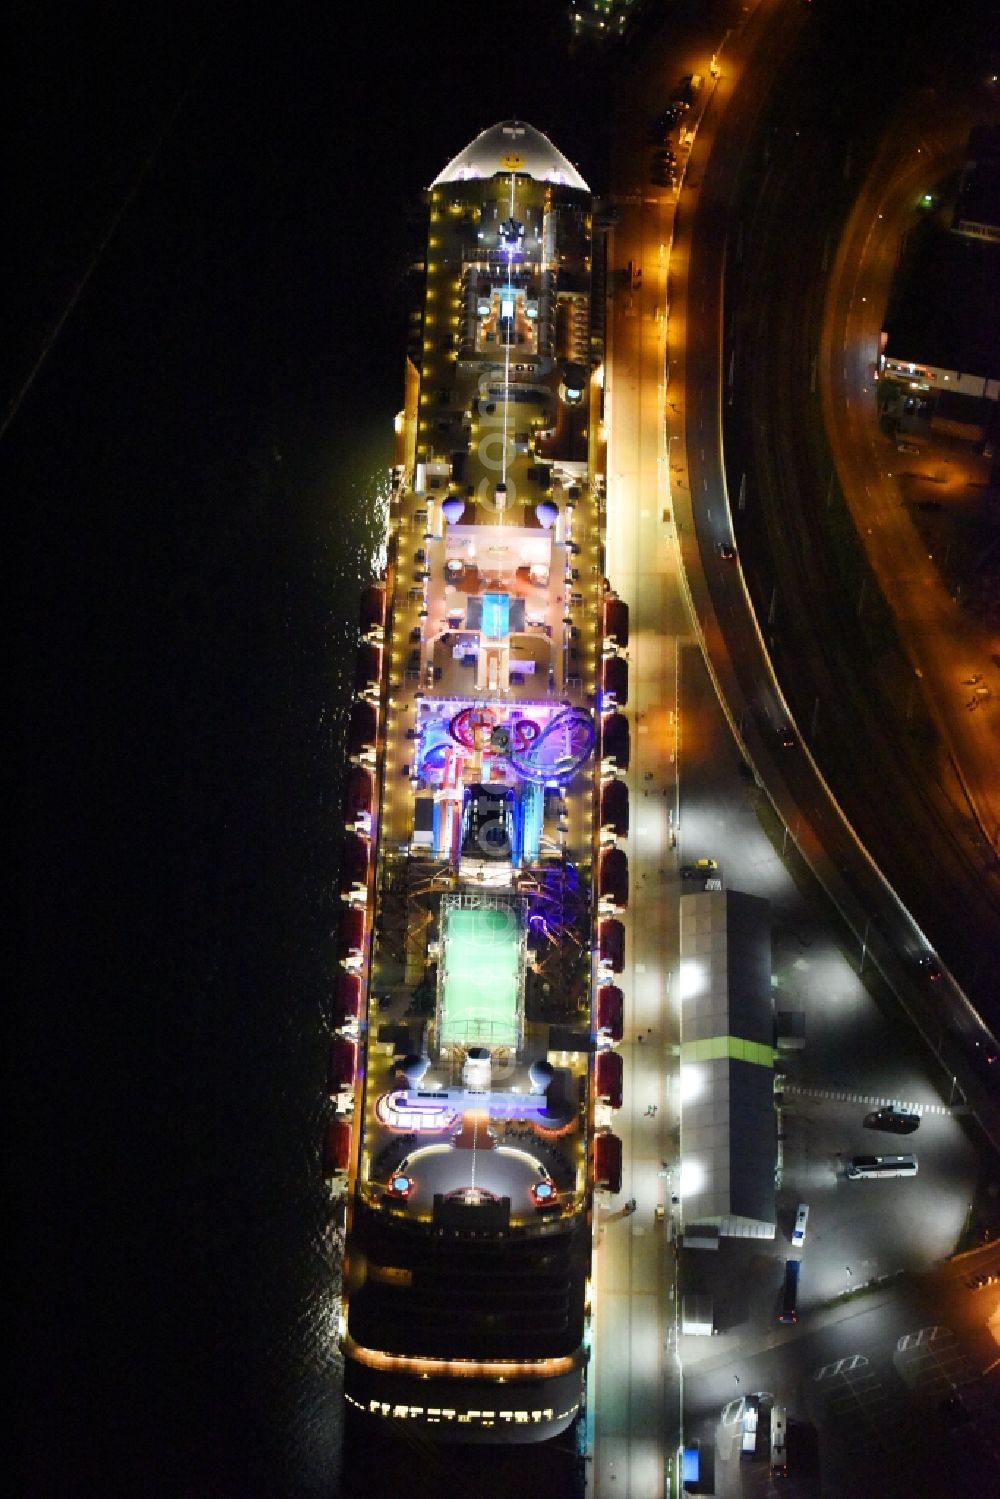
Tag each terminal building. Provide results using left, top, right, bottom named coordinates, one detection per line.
left=677, top=889, right=777, bottom=1249
left=880, top=126, right=1000, bottom=442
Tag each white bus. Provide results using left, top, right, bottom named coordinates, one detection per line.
left=770, top=1402, right=788, bottom=1479
left=739, top=1395, right=760, bottom=1460
left=791, top=1203, right=809, bottom=1247
left=846, top=1154, right=917, bottom=1179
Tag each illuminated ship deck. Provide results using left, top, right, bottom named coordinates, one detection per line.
left=333, top=121, right=623, bottom=1444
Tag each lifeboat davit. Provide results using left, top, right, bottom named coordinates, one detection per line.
left=596, top=1050, right=623, bottom=1109
left=329, top=1036, right=357, bottom=1091
left=359, top=585, right=385, bottom=634
left=355, top=641, right=382, bottom=694
left=596, top=984, right=624, bottom=1041
left=601, top=713, right=630, bottom=772
left=594, top=1131, right=623, bottom=1194
left=347, top=700, right=377, bottom=757
left=600, top=778, right=629, bottom=837
left=333, top=972, right=362, bottom=1025
left=338, top=906, right=366, bottom=963
left=338, top=831, right=369, bottom=895
left=599, top=847, right=629, bottom=909
left=323, top=1117, right=353, bottom=1177
left=602, top=655, right=628, bottom=709
left=599, top=918, right=625, bottom=973
left=603, top=596, right=629, bottom=650
left=343, top=766, right=372, bottom=824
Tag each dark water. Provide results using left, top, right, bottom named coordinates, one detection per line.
left=9, top=4, right=611, bottom=1494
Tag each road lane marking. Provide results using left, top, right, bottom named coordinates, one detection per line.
left=785, top=1084, right=951, bottom=1114
left=814, top=1353, right=868, bottom=1380
left=896, top=1326, right=945, bottom=1352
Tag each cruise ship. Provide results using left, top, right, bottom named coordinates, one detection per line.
left=328, top=120, right=630, bottom=1444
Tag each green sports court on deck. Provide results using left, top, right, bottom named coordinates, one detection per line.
left=438, top=903, right=522, bottom=1048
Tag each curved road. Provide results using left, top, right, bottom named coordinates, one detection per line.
left=821, top=92, right=1000, bottom=867
left=664, top=0, right=1000, bottom=1130
left=718, top=4, right=1000, bottom=1006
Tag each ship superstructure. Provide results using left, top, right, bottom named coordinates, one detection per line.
left=330, top=121, right=628, bottom=1444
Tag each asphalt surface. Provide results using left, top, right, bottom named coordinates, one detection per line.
left=715, top=3, right=1000, bottom=1011
left=728, top=0, right=1000, bottom=995
left=820, top=89, right=1000, bottom=895
left=594, top=2, right=1000, bottom=1492
left=673, top=580, right=990, bottom=1499
left=592, top=10, right=992, bottom=1496
left=590, top=4, right=775, bottom=1494
left=683, top=1245, right=1000, bottom=1498
left=660, top=0, right=1000, bottom=1147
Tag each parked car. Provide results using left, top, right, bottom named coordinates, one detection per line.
left=864, top=1106, right=920, bottom=1135
left=941, top=1392, right=970, bottom=1425
left=675, top=74, right=703, bottom=104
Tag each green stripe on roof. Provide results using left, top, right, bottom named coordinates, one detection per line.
left=680, top=1036, right=776, bottom=1068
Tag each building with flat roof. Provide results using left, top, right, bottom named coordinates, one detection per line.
left=880, top=128, right=1000, bottom=422
left=880, top=226, right=1000, bottom=408
left=678, top=890, right=776, bottom=1245
left=955, top=123, right=1000, bottom=243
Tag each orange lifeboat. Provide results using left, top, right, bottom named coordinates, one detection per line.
left=596, top=1050, right=623, bottom=1109
left=594, top=1132, right=622, bottom=1194
left=596, top=985, right=624, bottom=1041
left=334, top=972, right=362, bottom=1025
left=323, top=1117, right=352, bottom=1177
